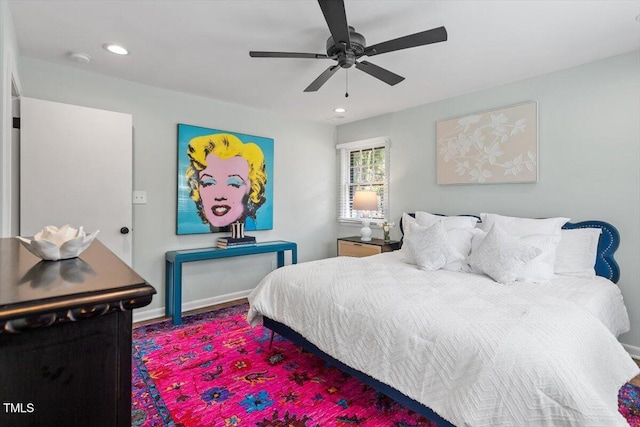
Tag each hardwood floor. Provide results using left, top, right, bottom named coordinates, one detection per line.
left=632, top=359, right=640, bottom=387
left=134, top=299, right=640, bottom=387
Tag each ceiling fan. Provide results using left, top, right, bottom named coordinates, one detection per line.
left=249, top=0, right=447, bottom=93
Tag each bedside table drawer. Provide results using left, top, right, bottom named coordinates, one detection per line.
left=338, top=240, right=382, bottom=257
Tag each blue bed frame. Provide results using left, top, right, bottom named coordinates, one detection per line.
left=262, top=216, right=621, bottom=426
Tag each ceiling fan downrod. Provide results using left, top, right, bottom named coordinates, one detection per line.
left=345, top=69, right=349, bottom=98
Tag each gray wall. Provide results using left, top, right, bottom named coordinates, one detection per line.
left=18, top=57, right=337, bottom=319
left=338, top=51, right=640, bottom=349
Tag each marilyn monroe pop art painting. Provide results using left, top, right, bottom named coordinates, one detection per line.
left=177, top=124, right=273, bottom=234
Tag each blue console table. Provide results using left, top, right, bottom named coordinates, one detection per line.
left=165, top=240, right=297, bottom=325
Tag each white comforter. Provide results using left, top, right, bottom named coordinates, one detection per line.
left=248, top=252, right=638, bottom=427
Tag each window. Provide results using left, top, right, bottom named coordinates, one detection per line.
left=337, top=137, right=390, bottom=224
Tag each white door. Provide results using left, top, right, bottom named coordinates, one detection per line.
left=20, top=97, right=133, bottom=265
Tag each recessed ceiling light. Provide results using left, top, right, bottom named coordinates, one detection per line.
left=334, top=107, right=346, bottom=113
left=103, top=43, right=129, bottom=55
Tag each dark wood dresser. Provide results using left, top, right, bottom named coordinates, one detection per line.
left=0, top=238, right=155, bottom=427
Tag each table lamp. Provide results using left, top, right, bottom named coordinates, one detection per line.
left=352, top=190, right=379, bottom=241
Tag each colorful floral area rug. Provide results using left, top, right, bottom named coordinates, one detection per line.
left=132, top=303, right=640, bottom=427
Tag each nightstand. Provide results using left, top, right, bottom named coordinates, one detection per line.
left=337, top=236, right=401, bottom=257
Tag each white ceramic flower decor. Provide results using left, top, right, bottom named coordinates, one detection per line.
left=16, top=225, right=100, bottom=261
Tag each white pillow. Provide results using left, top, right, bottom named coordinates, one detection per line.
left=467, top=223, right=541, bottom=285
left=468, top=227, right=560, bottom=283
left=469, top=229, right=488, bottom=256
left=404, top=222, right=463, bottom=271
left=401, top=213, right=419, bottom=238
left=401, top=212, right=479, bottom=265
left=554, top=228, right=601, bottom=278
left=517, top=234, right=561, bottom=283
left=445, top=228, right=482, bottom=272
left=479, top=213, right=569, bottom=236
left=416, top=212, right=479, bottom=230
left=400, top=213, right=419, bottom=263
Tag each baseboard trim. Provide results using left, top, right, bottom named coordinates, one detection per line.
left=623, top=343, right=640, bottom=360
left=132, top=289, right=252, bottom=323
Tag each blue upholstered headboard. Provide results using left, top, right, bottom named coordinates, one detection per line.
left=562, top=221, right=620, bottom=283
left=399, top=214, right=620, bottom=283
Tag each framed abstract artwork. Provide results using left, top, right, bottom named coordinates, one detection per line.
left=436, top=102, right=538, bottom=185
left=177, top=124, right=274, bottom=234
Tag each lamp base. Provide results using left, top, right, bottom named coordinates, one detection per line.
left=360, top=219, right=372, bottom=241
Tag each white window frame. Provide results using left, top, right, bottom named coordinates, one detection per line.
left=337, top=136, right=390, bottom=225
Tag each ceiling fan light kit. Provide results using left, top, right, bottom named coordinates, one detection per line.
left=249, top=0, right=447, bottom=93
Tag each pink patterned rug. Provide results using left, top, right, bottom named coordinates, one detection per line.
left=132, top=303, right=640, bottom=426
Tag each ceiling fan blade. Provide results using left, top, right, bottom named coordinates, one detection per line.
left=304, top=65, right=340, bottom=92
left=318, top=0, right=350, bottom=50
left=364, top=26, right=447, bottom=56
left=355, top=61, right=405, bottom=86
left=250, top=51, right=330, bottom=59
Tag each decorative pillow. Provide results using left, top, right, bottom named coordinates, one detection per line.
left=467, top=223, right=541, bottom=285
left=416, top=212, right=479, bottom=230
left=444, top=227, right=482, bottom=272
left=401, top=212, right=479, bottom=266
left=400, top=213, right=420, bottom=263
left=469, top=229, right=488, bottom=255
left=404, top=222, right=463, bottom=271
left=479, top=213, right=569, bottom=236
left=401, top=213, right=419, bottom=238
left=554, top=228, right=601, bottom=278
left=467, top=227, right=560, bottom=282
left=517, top=233, right=562, bottom=283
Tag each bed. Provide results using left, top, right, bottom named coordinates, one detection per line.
left=247, top=213, right=638, bottom=426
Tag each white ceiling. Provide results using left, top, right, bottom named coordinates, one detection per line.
left=8, top=1, right=640, bottom=124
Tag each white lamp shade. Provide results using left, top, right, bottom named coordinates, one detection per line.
left=352, top=190, right=379, bottom=212
left=352, top=190, right=379, bottom=242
